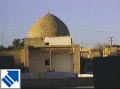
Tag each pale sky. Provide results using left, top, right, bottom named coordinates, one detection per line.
left=0, top=0, right=120, bottom=47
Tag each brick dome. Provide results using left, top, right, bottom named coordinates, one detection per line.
left=28, top=13, right=70, bottom=38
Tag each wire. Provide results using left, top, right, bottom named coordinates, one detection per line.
left=71, top=29, right=120, bottom=34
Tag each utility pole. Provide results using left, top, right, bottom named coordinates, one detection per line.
left=109, top=36, right=114, bottom=55
left=1, top=31, right=3, bottom=47
left=109, top=36, right=114, bottom=46
left=81, top=42, right=84, bottom=48
left=85, top=43, right=88, bottom=48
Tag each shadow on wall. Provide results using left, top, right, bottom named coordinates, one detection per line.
left=0, top=56, right=15, bottom=69
left=80, top=57, right=93, bottom=74
left=93, top=56, right=120, bottom=88
left=0, top=56, right=29, bottom=72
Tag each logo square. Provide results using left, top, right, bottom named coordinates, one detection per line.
left=0, top=69, right=21, bottom=89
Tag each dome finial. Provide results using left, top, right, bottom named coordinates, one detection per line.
left=47, top=10, right=50, bottom=14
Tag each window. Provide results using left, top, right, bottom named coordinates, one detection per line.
left=41, top=37, right=43, bottom=40
left=45, top=59, right=50, bottom=65
left=45, top=42, right=49, bottom=45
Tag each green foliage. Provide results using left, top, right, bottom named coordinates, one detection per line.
left=12, top=39, right=24, bottom=49
left=0, top=39, right=24, bottom=51
left=93, top=43, right=105, bottom=57
left=0, top=45, right=4, bottom=50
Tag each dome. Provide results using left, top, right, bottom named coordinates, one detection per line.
left=27, top=13, right=70, bottom=38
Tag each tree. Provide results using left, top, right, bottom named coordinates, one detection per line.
left=93, top=43, right=105, bottom=57
left=12, top=39, right=24, bottom=49
left=0, top=45, right=4, bottom=50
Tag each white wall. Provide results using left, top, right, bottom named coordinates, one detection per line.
left=29, top=49, right=74, bottom=73
left=52, top=53, right=73, bottom=73
left=29, top=49, right=50, bottom=72
left=44, top=36, right=72, bottom=45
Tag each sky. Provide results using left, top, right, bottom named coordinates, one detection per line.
left=0, top=0, right=120, bottom=47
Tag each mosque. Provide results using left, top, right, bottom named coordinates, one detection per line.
left=0, top=13, right=80, bottom=74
